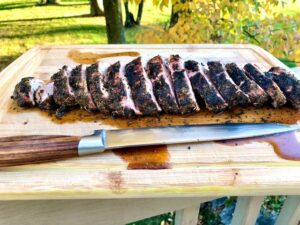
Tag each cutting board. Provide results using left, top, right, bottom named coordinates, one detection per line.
left=0, top=44, right=300, bottom=200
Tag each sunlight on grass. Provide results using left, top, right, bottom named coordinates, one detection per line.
left=0, top=0, right=169, bottom=71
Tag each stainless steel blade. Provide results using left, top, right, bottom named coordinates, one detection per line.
left=105, top=123, right=300, bottom=149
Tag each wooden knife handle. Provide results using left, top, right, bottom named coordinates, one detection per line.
left=0, top=135, right=80, bottom=167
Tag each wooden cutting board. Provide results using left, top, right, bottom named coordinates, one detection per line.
left=0, top=44, right=299, bottom=200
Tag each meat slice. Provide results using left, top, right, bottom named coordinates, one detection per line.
left=86, top=62, right=111, bottom=115
left=265, top=67, right=300, bottom=110
left=147, top=55, right=180, bottom=114
left=12, top=77, right=44, bottom=107
left=51, top=65, right=77, bottom=107
left=168, top=55, right=199, bottom=114
left=34, top=82, right=57, bottom=111
left=244, top=64, right=286, bottom=108
left=185, top=60, right=228, bottom=113
left=125, top=57, right=161, bottom=115
left=225, top=63, right=269, bottom=107
left=105, top=61, right=140, bottom=118
left=207, top=61, right=250, bottom=108
left=69, top=64, right=97, bottom=112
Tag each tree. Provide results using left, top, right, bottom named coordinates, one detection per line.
left=90, top=0, right=104, bottom=17
left=124, top=0, right=144, bottom=28
left=103, top=0, right=126, bottom=44
left=40, top=0, right=59, bottom=4
left=137, top=0, right=300, bottom=63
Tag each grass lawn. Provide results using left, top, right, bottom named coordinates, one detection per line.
left=0, top=0, right=170, bottom=71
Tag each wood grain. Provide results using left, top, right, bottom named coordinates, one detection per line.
left=0, top=44, right=299, bottom=200
left=0, top=135, right=79, bottom=167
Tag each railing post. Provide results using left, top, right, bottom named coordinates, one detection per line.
left=275, top=196, right=300, bottom=225
left=231, top=196, right=264, bottom=225
left=175, top=205, right=200, bottom=225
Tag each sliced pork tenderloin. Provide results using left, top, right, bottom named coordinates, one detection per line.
left=86, top=62, right=111, bottom=115
left=12, top=77, right=44, bottom=107
left=105, top=61, right=141, bottom=118
left=265, top=67, right=300, bottom=110
left=185, top=60, right=228, bottom=113
left=125, top=57, right=161, bottom=116
left=167, top=55, right=200, bottom=114
left=147, top=55, right=180, bottom=114
left=34, top=82, right=57, bottom=111
left=225, top=63, right=269, bottom=107
left=207, top=61, right=250, bottom=108
left=244, top=64, right=286, bottom=108
left=69, top=64, right=97, bottom=112
left=51, top=66, right=76, bottom=106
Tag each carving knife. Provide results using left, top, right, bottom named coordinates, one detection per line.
left=0, top=123, right=299, bottom=167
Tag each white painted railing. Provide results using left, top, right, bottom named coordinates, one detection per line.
left=172, top=196, right=300, bottom=225
left=0, top=196, right=300, bottom=225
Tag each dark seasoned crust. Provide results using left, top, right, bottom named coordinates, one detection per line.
left=147, top=55, right=180, bottom=114
left=105, top=61, right=140, bottom=118
left=225, top=63, right=269, bottom=107
left=244, top=64, right=286, bottom=107
left=12, top=77, right=44, bottom=107
left=207, top=61, right=250, bottom=108
left=168, top=55, right=199, bottom=114
left=34, top=82, right=57, bottom=111
left=51, top=66, right=77, bottom=107
left=69, top=64, right=97, bottom=112
left=265, top=67, right=300, bottom=110
left=125, top=57, right=161, bottom=115
left=86, top=63, right=110, bottom=115
left=185, top=60, right=228, bottom=113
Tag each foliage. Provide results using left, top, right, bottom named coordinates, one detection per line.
left=262, top=196, right=286, bottom=213
left=199, top=201, right=223, bottom=225
left=136, top=0, right=300, bottom=65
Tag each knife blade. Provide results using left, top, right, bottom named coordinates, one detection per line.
left=0, top=123, right=299, bottom=167
left=78, top=123, right=300, bottom=155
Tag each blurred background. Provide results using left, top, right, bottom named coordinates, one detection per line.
left=0, top=0, right=299, bottom=72
left=0, top=0, right=299, bottom=224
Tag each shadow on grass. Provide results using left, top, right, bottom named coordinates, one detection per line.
left=0, top=1, right=36, bottom=11
left=0, top=14, right=92, bottom=23
left=0, top=1, right=88, bottom=11
left=0, top=54, right=21, bottom=72
left=0, top=24, right=106, bottom=39
left=36, top=2, right=89, bottom=7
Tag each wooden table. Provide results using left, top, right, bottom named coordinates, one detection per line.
left=0, top=44, right=299, bottom=225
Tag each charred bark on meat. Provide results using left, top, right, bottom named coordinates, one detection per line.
left=266, top=67, right=300, bottom=110
left=225, top=63, right=269, bottom=107
left=168, top=55, right=200, bottom=114
left=125, top=57, right=161, bottom=115
left=69, top=65, right=97, bottom=112
left=12, top=77, right=44, bottom=107
left=244, top=63, right=286, bottom=108
left=207, top=61, right=250, bottom=108
left=147, top=55, right=180, bottom=114
left=185, top=60, right=228, bottom=113
left=86, top=63, right=111, bottom=115
left=105, top=61, right=140, bottom=118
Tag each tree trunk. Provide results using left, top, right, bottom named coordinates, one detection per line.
left=90, top=0, right=104, bottom=17
left=170, top=0, right=190, bottom=28
left=46, top=0, right=58, bottom=4
left=124, top=1, right=136, bottom=28
left=136, top=0, right=144, bottom=25
left=103, top=0, right=126, bottom=44
left=169, top=4, right=180, bottom=28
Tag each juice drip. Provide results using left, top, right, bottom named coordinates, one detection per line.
left=68, top=50, right=140, bottom=64
left=113, top=145, right=170, bottom=169
left=218, top=131, right=300, bottom=160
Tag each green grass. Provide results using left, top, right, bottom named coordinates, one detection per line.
left=0, top=0, right=170, bottom=71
